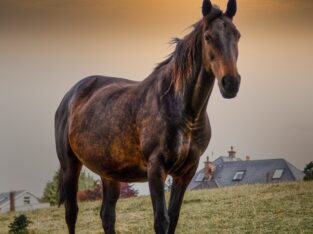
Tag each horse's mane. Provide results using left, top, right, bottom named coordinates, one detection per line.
left=153, top=7, right=223, bottom=91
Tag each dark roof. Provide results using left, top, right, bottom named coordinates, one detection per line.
left=213, top=156, right=241, bottom=165
left=188, top=158, right=304, bottom=190
left=0, top=190, right=25, bottom=206
left=285, top=161, right=305, bottom=180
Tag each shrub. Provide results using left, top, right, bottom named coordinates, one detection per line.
left=77, top=182, right=138, bottom=202
left=77, top=182, right=102, bottom=202
left=303, top=161, right=313, bottom=181
left=8, top=214, right=32, bottom=234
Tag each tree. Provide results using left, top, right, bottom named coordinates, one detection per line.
left=42, top=169, right=97, bottom=205
left=41, top=170, right=59, bottom=206
left=303, top=161, right=313, bottom=181
left=78, top=170, right=97, bottom=191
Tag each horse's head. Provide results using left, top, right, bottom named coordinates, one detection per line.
left=201, top=0, right=241, bottom=99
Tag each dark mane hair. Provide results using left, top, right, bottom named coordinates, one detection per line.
left=154, top=7, right=222, bottom=91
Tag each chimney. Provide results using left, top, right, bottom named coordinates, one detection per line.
left=203, top=156, right=215, bottom=181
left=228, top=146, right=236, bottom=159
left=204, top=156, right=210, bottom=168
left=246, top=155, right=250, bottom=161
left=9, top=191, right=15, bottom=212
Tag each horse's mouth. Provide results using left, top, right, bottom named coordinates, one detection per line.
left=219, top=85, right=238, bottom=99
left=221, top=90, right=237, bottom=99
left=218, top=79, right=240, bottom=99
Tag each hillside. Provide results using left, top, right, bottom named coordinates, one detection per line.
left=1, top=181, right=312, bottom=233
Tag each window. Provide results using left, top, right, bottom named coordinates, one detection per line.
left=195, top=172, right=204, bottom=182
left=233, top=170, right=245, bottom=181
left=272, top=169, right=284, bottom=179
left=24, top=196, right=30, bottom=205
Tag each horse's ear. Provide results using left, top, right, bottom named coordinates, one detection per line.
left=202, top=0, right=212, bottom=17
left=225, top=0, right=237, bottom=19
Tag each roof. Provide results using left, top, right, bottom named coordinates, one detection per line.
left=0, top=190, right=25, bottom=206
left=213, top=156, right=241, bottom=165
left=188, top=158, right=305, bottom=190
left=285, top=161, right=305, bottom=180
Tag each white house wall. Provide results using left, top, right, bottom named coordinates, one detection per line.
left=0, top=191, right=49, bottom=213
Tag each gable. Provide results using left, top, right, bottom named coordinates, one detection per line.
left=0, top=190, right=25, bottom=207
left=0, top=190, right=39, bottom=208
left=14, top=192, right=40, bottom=207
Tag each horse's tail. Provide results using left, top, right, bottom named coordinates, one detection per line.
left=55, top=92, right=70, bottom=207
left=54, top=88, right=80, bottom=207
left=58, top=168, right=65, bottom=206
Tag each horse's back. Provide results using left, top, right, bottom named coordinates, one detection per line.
left=56, top=75, right=137, bottom=117
left=70, top=75, right=137, bottom=101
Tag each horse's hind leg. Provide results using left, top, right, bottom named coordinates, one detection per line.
left=100, top=179, right=120, bottom=234
left=59, top=153, right=82, bottom=234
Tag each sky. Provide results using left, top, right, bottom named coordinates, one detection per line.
left=0, top=0, right=313, bottom=196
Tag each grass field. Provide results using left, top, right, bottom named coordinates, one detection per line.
left=1, top=181, right=313, bottom=234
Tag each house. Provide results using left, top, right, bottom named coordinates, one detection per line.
left=188, top=147, right=305, bottom=190
left=0, top=190, right=49, bottom=214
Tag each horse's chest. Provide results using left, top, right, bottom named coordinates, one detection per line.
left=161, top=129, right=192, bottom=167
left=163, top=120, right=211, bottom=173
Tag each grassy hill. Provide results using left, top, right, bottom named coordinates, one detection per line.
left=1, top=181, right=313, bottom=234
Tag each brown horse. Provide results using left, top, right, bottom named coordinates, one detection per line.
left=55, top=0, right=241, bottom=233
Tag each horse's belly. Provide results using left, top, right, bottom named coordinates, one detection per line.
left=69, top=131, right=148, bottom=182
left=76, top=151, right=148, bottom=182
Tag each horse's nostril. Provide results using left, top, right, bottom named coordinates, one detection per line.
left=221, top=76, right=228, bottom=88
left=221, top=76, right=238, bottom=93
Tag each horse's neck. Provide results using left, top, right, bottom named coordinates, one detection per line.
left=157, top=58, right=214, bottom=123
left=150, top=23, right=215, bottom=122
left=182, top=67, right=215, bottom=121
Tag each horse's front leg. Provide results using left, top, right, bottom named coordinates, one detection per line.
left=168, top=166, right=198, bottom=234
left=100, top=179, right=120, bottom=234
left=148, top=156, right=169, bottom=234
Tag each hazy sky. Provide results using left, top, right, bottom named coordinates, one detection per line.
left=0, top=0, right=313, bottom=196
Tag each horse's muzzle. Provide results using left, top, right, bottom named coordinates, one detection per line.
left=219, top=75, right=241, bottom=99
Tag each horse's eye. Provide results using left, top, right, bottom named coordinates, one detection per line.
left=205, top=35, right=213, bottom=43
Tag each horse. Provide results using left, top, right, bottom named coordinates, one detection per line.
left=54, top=0, right=241, bottom=233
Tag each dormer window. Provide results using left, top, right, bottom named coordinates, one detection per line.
left=272, top=169, right=284, bottom=179
left=233, top=170, right=245, bottom=181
